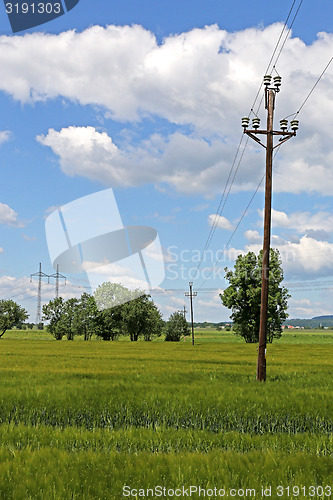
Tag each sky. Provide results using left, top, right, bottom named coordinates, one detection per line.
left=1, top=0, right=333, bottom=323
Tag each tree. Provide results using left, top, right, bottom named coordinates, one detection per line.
left=93, top=282, right=129, bottom=341
left=96, top=307, right=123, bottom=341
left=165, top=311, right=190, bottom=341
left=0, top=300, right=28, bottom=338
left=72, top=293, right=99, bottom=341
left=121, top=293, right=163, bottom=341
left=61, top=298, right=79, bottom=340
left=220, top=249, right=290, bottom=343
left=42, top=297, right=66, bottom=340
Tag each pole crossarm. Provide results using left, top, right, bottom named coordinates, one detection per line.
left=244, top=129, right=296, bottom=149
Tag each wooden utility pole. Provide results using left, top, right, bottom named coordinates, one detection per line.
left=185, top=282, right=197, bottom=345
left=257, top=88, right=274, bottom=382
left=242, top=75, right=299, bottom=381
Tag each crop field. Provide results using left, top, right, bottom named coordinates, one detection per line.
left=0, top=329, right=332, bottom=499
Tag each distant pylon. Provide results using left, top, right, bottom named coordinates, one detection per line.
left=30, top=263, right=50, bottom=325
left=50, top=264, right=66, bottom=299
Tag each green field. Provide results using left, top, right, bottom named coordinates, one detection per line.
left=0, top=329, right=332, bottom=499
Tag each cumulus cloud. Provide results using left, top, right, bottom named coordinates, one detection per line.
left=0, top=130, right=11, bottom=144
left=258, top=208, right=333, bottom=237
left=208, top=214, right=234, bottom=231
left=244, top=229, right=261, bottom=243
left=229, top=235, right=333, bottom=280
left=0, top=274, right=92, bottom=320
left=0, top=202, right=23, bottom=227
left=288, top=297, right=332, bottom=319
left=0, top=23, right=329, bottom=195
left=37, top=126, right=236, bottom=192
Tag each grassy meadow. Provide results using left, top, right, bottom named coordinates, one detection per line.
left=0, top=328, right=332, bottom=499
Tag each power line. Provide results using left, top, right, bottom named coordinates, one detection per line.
left=272, top=0, right=304, bottom=71
left=252, top=0, right=305, bottom=118
left=250, top=0, right=299, bottom=116
left=292, top=56, right=333, bottom=119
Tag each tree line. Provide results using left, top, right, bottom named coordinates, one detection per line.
left=0, top=249, right=289, bottom=343
left=41, top=282, right=190, bottom=342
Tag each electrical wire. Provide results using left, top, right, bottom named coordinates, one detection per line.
left=192, top=0, right=303, bottom=281
left=291, top=56, right=333, bottom=119
left=251, top=0, right=299, bottom=116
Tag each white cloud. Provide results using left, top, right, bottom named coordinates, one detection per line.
left=258, top=208, right=333, bottom=237
left=0, top=23, right=330, bottom=195
left=37, top=126, right=237, bottom=193
left=22, top=234, right=37, bottom=241
left=208, top=214, right=234, bottom=231
left=244, top=229, right=261, bottom=243
left=288, top=297, right=333, bottom=319
left=0, top=202, right=23, bottom=227
left=0, top=130, right=11, bottom=144
left=229, top=235, right=333, bottom=280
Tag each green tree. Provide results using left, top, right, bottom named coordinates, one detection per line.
left=165, top=311, right=190, bottom=341
left=61, top=298, right=79, bottom=340
left=97, top=307, right=123, bottom=341
left=93, top=282, right=130, bottom=341
left=42, top=297, right=66, bottom=340
left=220, top=249, right=290, bottom=343
left=0, top=300, right=28, bottom=338
left=121, top=293, right=163, bottom=341
left=73, top=293, right=99, bottom=341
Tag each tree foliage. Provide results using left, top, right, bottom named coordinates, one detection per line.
left=121, top=294, right=163, bottom=341
left=220, top=249, right=290, bottom=343
left=72, top=293, right=99, bottom=341
left=93, top=282, right=130, bottom=341
left=42, top=284, right=163, bottom=342
left=42, top=297, right=67, bottom=340
left=0, top=300, right=28, bottom=338
left=165, top=311, right=190, bottom=341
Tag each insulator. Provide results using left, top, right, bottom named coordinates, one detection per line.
left=252, top=117, right=260, bottom=129
left=280, top=119, right=288, bottom=131
left=273, top=76, right=282, bottom=90
left=263, top=75, right=272, bottom=87
left=242, top=117, right=250, bottom=128
left=290, top=119, right=299, bottom=131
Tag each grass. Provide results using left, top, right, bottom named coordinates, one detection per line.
left=0, top=329, right=332, bottom=499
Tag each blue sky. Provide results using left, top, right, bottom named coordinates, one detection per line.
left=1, top=0, right=333, bottom=322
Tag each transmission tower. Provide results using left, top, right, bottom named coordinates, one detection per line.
left=50, top=264, right=66, bottom=299
left=30, top=263, right=50, bottom=326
